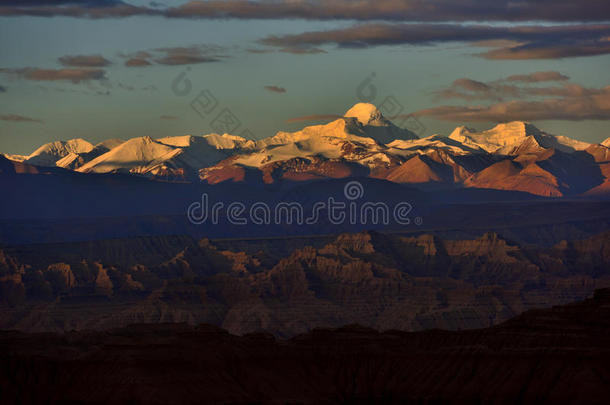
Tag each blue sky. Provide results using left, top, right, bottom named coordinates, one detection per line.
left=1, top=1, right=609, bottom=154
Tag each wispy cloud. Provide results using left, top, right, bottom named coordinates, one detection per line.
left=161, top=0, right=610, bottom=23
left=264, top=85, right=286, bottom=94
left=4, top=0, right=609, bottom=22
left=279, top=46, right=326, bottom=55
left=419, top=73, right=610, bottom=122
left=0, top=114, right=43, bottom=123
left=58, top=54, right=111, bottom=67
left=120, top=46, right=224, bottom=66
left=435, top=72, right=593, bottom=102
left=124, top=57, right=152, bottom=67
left=160, top=115, right=178, bottom=120
left=259, top=23, right=610, bottom=59
left=0, top=0, right=152, bottom=18
left=505, top=71, right=570, bottom=83
left=0, top=68, right=106, bottom=83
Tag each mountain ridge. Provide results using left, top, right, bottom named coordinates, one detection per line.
left=2, top=103, right=608, bottom=197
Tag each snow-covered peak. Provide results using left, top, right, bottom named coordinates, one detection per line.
left=257, top=117, right=374, bottom=149
left=203, top=133, right=254, bottom=149
left=387, top=134, right=485, bottom=155
left=449, top=126, right=477, bottom=140
left=449, top=121, right=589, bottom=154
left=344, top=103, right=384, bottom=126
left=77, top=136, right=178, bottom=174
left=344, top=103, right=419, bottom=142
left=158, top=133, right=254, bottom=150
left=158, top=135, right=199, bottom=147
left=25, top=138, right=94, bottom=167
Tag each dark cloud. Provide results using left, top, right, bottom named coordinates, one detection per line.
left=436, top=73, right=598, bottom=102
left=479, top=39, right=610, bottom=60
left=453, top=78, right=491, bottom=93
left=125, top=57, right=152, bottom=67
left=0, top=68, right=106, bottom=83
left=0, top=0, right=152, bottom=18
left=0, top=1, right=121, bottom=5
left=58, top=54, right=111, bottom=67
left=264, top=85, right=286, bottom=94
left=418, top=82, right=610, bottom=121
left=163, top=0, right=610, bottom=23
left=259, top=23, right=610, bottom=59
left=3, top=0, right=609, bottom=22
left=0, top=114, right=43, bottom=123
left=154, top=46, right=223, bottom=65
left=435, top=78, right=518, bottom=101
left=286, top=114, right=342, bottom=123
left=155, top=54, right=219, bottom=65
left=505, top=71, right=570, bottom=83
left=0, top=85, right=6, bottom=93
left=120, top=46, right=223, bottom=66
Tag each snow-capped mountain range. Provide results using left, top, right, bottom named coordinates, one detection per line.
left=3, top=103, right=610, bottom=197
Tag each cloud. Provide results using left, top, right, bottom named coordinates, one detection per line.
left=0, top=68, right=106, bottom=83
left=505, top=71, right=570, bottom=83
left=478, top=39, right=610, bottom=60
left=435, top=73, right=598, bottom=102
left=434, top=78, right=519, bottom=101
left=279, top=46, right=326, bottom=55
left=162, top=0, right=610, bottom=23
left=3, top=0, right=610, bottom=22
left=264, top=85, right=286, bottom=94
left=0, top=0, right=153, bottom=18
left=58, top=54, right=111, bottom=67
left=286, top=114, right=342, bottom=123
left=0, top=114, right=43, bottom=123
left=154, top=46, right=223, bottom=65
left=453, top=78, right=491, bottom=93
left=119, top=46, right=224, bottom=66
left=160, top=115, right=178, bottom=120
left=417, top=84, right=610, bottom=122
left=259, top=23, right=610, bottom=59
left=0, top=85, right=6, bottom=93
left=125, top=57, right=152, bottom=67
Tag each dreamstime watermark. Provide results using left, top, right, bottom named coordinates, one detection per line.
left=356, top=72, right=426, bottom=137
left=171, top=67, right=255, bottom=138
left=187, top=181, right=422, bottom=226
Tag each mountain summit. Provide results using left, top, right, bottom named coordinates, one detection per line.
left=343, top=103, right=419, bottom=143
left=449, top=121, right=590, bottom=154
left=344, top=103, right=386, bottom=126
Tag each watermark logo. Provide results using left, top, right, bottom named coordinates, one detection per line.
left=171, top=68, right=254, bottom=138
left=187, top=181, right=422, bottom=227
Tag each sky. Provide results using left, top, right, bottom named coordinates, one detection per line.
left=1, top=0, right=609, bottom=155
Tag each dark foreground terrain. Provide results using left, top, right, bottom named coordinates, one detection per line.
left=2, top=230, right=610, bottom=335
left=1, top=288, right=609, bottom=404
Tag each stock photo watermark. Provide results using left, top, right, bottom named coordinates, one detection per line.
left=187, top=180, right=422, bottom=226
left=171, top=67, right=255, bottom=138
